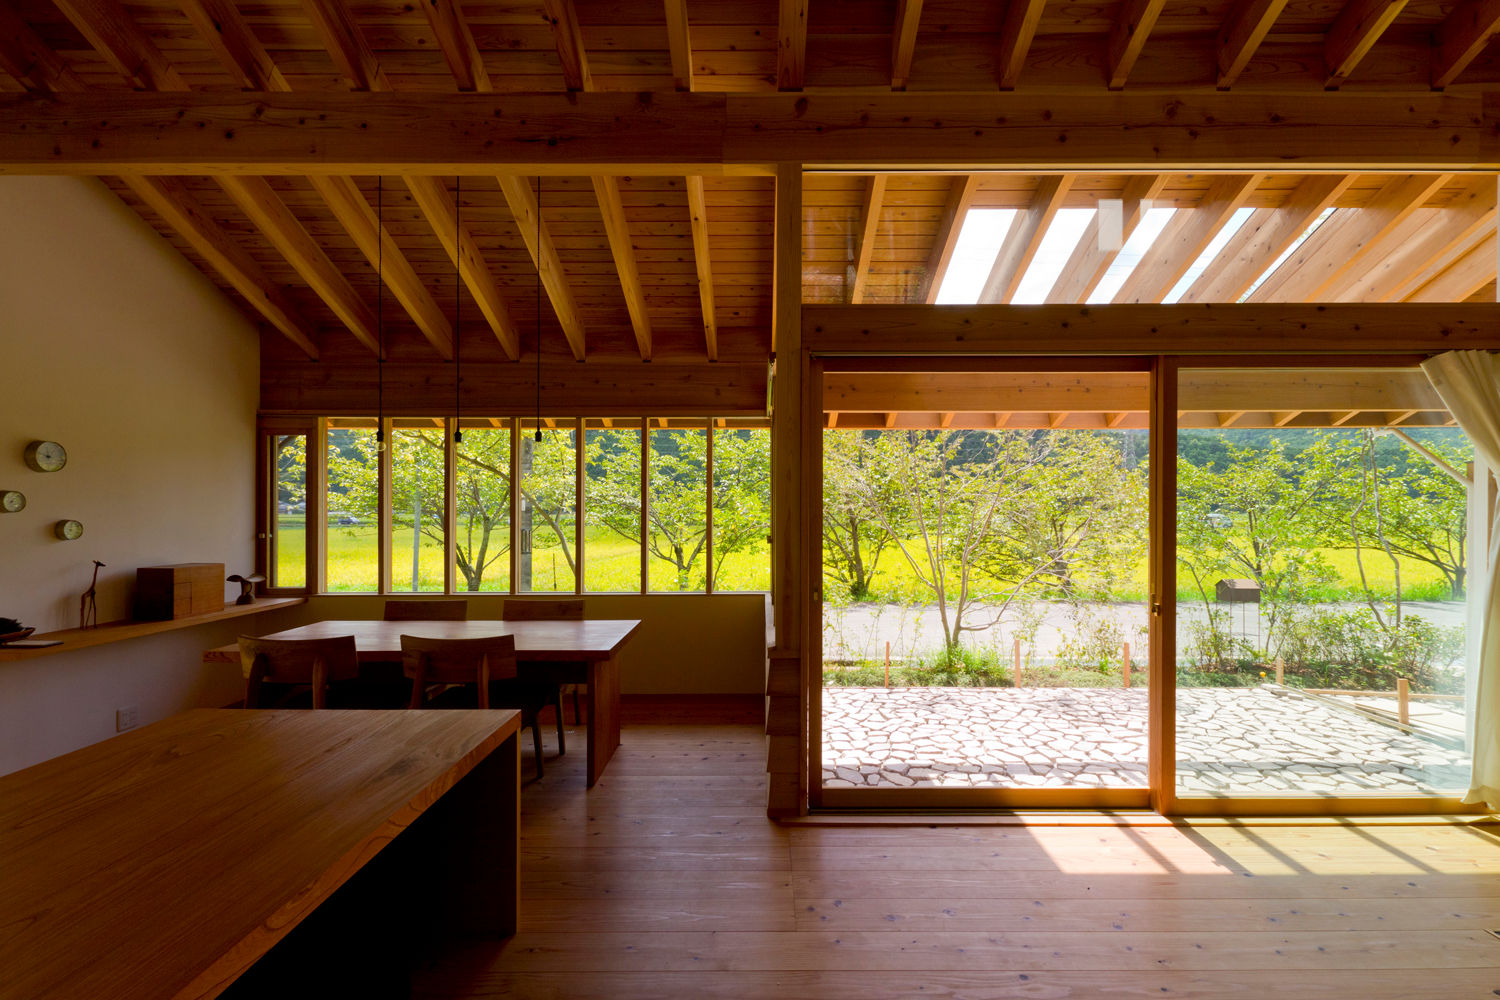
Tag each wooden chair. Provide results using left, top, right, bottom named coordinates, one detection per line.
left=401, top=633, right=555, bottom=780
left=504, top=598, right=587, bottom=726
left=383, top=599, right=468, bottom=621
left=238, top=635, right=360, bottom=709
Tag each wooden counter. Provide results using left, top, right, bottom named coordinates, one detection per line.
left=0, top=598, right=307, bottom=662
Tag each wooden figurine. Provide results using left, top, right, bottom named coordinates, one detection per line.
left=80, top=560, right=104, bottom=629
left=227, top=573, right=265, bottom=606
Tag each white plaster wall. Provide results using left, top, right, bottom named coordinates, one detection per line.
left=0, top=176, right=267, bottom=774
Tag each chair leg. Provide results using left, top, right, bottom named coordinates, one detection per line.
left=554, top=687, right=566, bottom=756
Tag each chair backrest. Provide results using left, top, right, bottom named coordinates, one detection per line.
left=502, top=598, right=584, bottom=621
left=384, top=599, right=468, bottom=621
left=238, top=634, right=360, bottom=709
left=401, top=634, right=518, bottom=709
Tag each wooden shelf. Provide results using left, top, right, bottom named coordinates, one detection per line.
left=0, top=598, right=307, bottom=663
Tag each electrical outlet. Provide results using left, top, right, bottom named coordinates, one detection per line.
left=116, top=705, right=138, bottom=732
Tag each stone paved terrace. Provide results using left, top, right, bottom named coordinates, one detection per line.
left=822, top=686, right=1469, bottom=795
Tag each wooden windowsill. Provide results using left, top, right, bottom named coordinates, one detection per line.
left=0, top=598, right=308, bottom=663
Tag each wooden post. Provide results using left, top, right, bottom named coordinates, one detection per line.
left=884, top=640, right=890, bottom=688
left=1398, top=677, right=1410, bottom=726
left=1122, top=641, right=1130, bottom=688
left=1013, top=638, right=1022, bottom=689
left=1275, top=656, right=1284, bottom=686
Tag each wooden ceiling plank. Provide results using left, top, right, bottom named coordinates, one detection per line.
left=543, top=0, right=591, bottom=92
left=663, top=0, right=693, bottom=91
left=850, top=174, right=889, bottom=304
left=420, top=0, right=491, bottom=92
left=1047, top=173, right=1169, bottom=304
left=1433, top=0, right=1500, bottom=90
left=686, top=175, right=718, bottom=361
left=1107, top=0, right=1167, bottom=90
left=778, top=0, right=807, bottom=90
left=1179, top=173, right=1353, bottom=303
left=177, top=0, right=287, bottom=91
left=125, top=176, right=319, bottom=359
left=891, top=0, right=924, bottom=90
left=299, top=0, right=391, bottom=91
left=219, top=174, right=380, bottom=356
left=404, top=175, right=520, bottom=360
left=980, top=174, right=1074, bottom=304
left=52, top=0, right=187, bottom=91
left=1404, top=230, right=1498, bottom=301
left=1216, top=0, right=1292, bottom=89
left=997, top=0, right=1048, bottom=90
left=1324, top=0, right=1409, bottom=90
left=0, top=1, right=87, bottom=92
left=594, top=175, right=653, bottom=360
left=309, top=175, right=455, bottom=359
left=499, top=174, right=586, bottom=361
left=1115, top=173, right=1261, bottom=303
left=919, top=175, right=982, bottom=304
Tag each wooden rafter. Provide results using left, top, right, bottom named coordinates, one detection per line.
left=404, top=175, right=521, bottom=360
left=1433, top=0, right=1500, bottom=89
left=919, top=175, right=981, bottom=304
left=124, top=176, right=320, bottom=359
left=1324, top=0, right=1409, bottom=89
left=979, top=174, right=1074, bottom=303
left=543, top=0, right=590, bottom=92
left=778, top=0, right=807, bottom=91
left=1178, top=174, right=1352, bottom=303
left=997, top=0, right=1047, bottom=90
left=309, top=175, right=455, bottom=359
left=1107, top=0, right=1167, bottom=90
left=177, top=0, right=287, bottom=91
left=421, top=0, right=491, bottom=92
left=218, top=175, right=380, bottom=356
left=1047, top=174, right=1169, bottom=303
left=52, top=0, right=186, bottom=91
left=891, top=0, right=924, bottom=90
left=299, top=0, right=390, bottom=91
left=1405, top=231, right=1498, bottom=301
left=499, top=175, right=586, bottom=360
left=1115, top=173, right=1261, bottom=303
left=594, top=176, right=652, bottom=360
left=0, top=1, right=86, bottom=92
left=685, top=176, right=717, bottom=360
left=663, top=0, right=693, bottom=91
left=1380, top=183, right=1498, bottom=301
left=849, top=174, right=888, bottom=304
left=1216, top=0, right=1291, bottom=89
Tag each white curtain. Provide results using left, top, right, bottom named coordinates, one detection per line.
left=1421, top=350, right=1500, bottom=809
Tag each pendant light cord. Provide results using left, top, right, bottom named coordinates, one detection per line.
left=454, top=176, right=463, bottom=445
left=376, top=176, right=384, bottom=450
left=535, top=175, right=543, bottom=442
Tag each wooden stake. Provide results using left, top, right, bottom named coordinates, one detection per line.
left=1013, top=638, right=1022, bottom=689
left=1275, top=656, right=1284, bottom=686
left=1398, top=677, right=1410, bottom=726
left=1122, top=641, right=1131, bottom=688
left=884, top=640, right=890, bottom=688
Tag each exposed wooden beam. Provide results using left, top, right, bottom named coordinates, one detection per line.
left=1331, top=410, right=1361, bottom=426
left=0, top=0, right=87, bottom=92
left=884, top=411, right=899, bottom=428
left=1107, top=0, right=1167, bottom=90
left=938, top=411, right=955, bottom=428
left=1217, top=0, right=1291, bottom=89
left=177, top=0, right=287, bottom=90
left=1178, top=173, right=1352, bottom=303
left=1115, top=173, right=1261, bottom=303
left=979, top=174, right=1074, bottom=303
left=299, top=0, right=390, bottom=91
left=1433, top=0, right=1500, bottom=89
left=594, top=175, right=652, bottom=360
left=663, top=0, right=693, bottom=91
left=543, top=0, right=590, bottom=92
left=404, top=175, right=520, bottom=360
left=1405, top=231, right=1498, bottom=302
left=891, top=0, right=924, bottom=90
left=685, top=176, right=717, bottom=361
left=850, top=174, right=888, bottom=304
left=1047, top=174, right=1168, bottom=304
left=309, top=175, right=455, bottom=359
left=1105, top=411, right=1128, bottom=427
left=1248, top=173, right=1450, bottom=302
left=1324, top=0, right=1408, bottom=90
left=1380, top=186, right=1497, bottom=301
left=778, top=0, right=807, bottom=90
left=498, top=175, right=586, bottom=361
left=804, top=302, right=1500, bottom=354
left=420, top=0, right=490, bottom=92
left=997, top=0, right=1047, bottom=90
left=826, top=410, right=838, bottom=428
left=919, top=175, right=981, bottom=304
left=125, top=176, right=320, bottom=359
left=1218, top=410, right=1246, bottom=427
left=52, top=0, right=187, bottom=91
left=3, top=92, right=1496, bottom=173
left=1274, top=411, right=1300, bottom=426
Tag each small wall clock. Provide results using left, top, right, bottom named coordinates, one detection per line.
left=54, top=519, right=83, bottom=541
left=24, top=441, right=67, bottom=473
left=1, top=490, right=24, bottom=512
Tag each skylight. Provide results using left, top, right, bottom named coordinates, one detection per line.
left=1239, top=206, right=1337, bottom=301
left=1087, top=206, right=1177, bottom=303
left=1012, top=209, right=1095, bottom=304
left=935, top=209, right=1018, bottom=304
left=1162, top=206, right=1256, bottom=304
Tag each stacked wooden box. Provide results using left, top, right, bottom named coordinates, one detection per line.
left=134, top=564, right=225, bottom=621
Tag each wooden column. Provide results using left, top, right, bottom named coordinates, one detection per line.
left=1149, top=356, right=1178, bottom=814
left=445, top=417, right=457, bottom=595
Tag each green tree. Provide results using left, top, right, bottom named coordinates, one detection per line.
left=822, top=430, right=897, bottom=600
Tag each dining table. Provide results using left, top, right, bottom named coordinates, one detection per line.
left=205, top=618, right=640, bottom=787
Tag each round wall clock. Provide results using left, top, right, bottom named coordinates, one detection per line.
left=24, top=441, right=67, bottom=473
left=54, top=519, right=83, bottom=541
left=1, top=490, right=24, bottom=512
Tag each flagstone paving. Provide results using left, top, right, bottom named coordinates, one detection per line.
left=821, top=685, right=1469, bottom=795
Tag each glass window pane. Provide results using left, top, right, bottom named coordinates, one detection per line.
left=712, top=424, right=771, bottom=591
left=270, top=433, right=306, bottom=589
left=389, top=423, right=446, bottom=593
left=453, top=425, right=511, bottom=592
left=520, top=420, right=577, bottom=593
left=1175, top=367, right=1473, bottom=799
left=585, top=421, right=642, bottom=592
left=324, top=423, right=379, bottom=592
left=649, top=424, right=707, bottom=592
